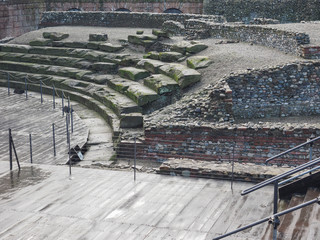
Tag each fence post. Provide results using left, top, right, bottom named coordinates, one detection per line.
left=65, top=115, right=69, bottom=144
left=71, top=105, right=73, bottom=133
left=272, top=181, right=280, bottom=240
left=52, top=85, right=55, bottom=109
left=134, top=136, right=136, bottom=182
left=67, top=114, right=71, bottom=176
left=7, top=73, right=10, bottom=96
left=25, top=77, right=28, bottom=100
left=29, top=133, right=33, bottom=164
left=40, top=81, right=43, bottom=104
left=9, top=129, right=12, bottom=170
left=52, top=123, right=56, bottom=157
left=62, top=91, right=64, bottom=117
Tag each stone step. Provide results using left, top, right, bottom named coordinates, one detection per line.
left=0, top=52, right=93, bottom=70
left=0, top=78, right=121, bottom=135
left=143, top=74, right=180, bottom=95
left=159, top=63, right=201, bottom=89
left=0, top=44, right=126, bottom=63
left=0, top=60, right=92, bottom=81
left=108, top=78, right=159, bottom=106
left=136, top=59, right=165, bottom=74
left=118, top=67, right=150, bottom=81
left=0, top=71, right=142, bottom=128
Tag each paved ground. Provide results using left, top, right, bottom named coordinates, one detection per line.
left=0, top=161, right=274, bottom=240
left=0, top=88, right=88, bottom=165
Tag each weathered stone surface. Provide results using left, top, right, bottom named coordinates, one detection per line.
left=170, top=41, right=191, bottom=55
left=81, top=74, right=114, bottom=84
left=99, top=43, right=124, bottom=53
left=43, top=32, right=69, bottom=41
left=87, top=42, right=101, bottom=50
left=152, top=29, right=169, bottom=38
left=128, top=34, right=157, bottom=45
left=51, top=41, right=65, bottom=47
left=64, top=41, right=88, bottom=48
left=118, top=67, right=150, bottom=81
left=108, top=78, right=159, bottom=106
left=0, top=44, right=31, bottom=53
left=119, top=113, right=143, bottom=128
left=89, top=33, right=108, bottom=41
left=92, top=62, right=118, bottom=74
left=119, top=56, right=141, bottom=67
left=144, top=74, right=179, bottom=95
left=186, top=41, right=208, bottom=54
left=159, top=63, right=201, bottom=89
left=144, top=51, right=160, bottom=60
left=29, top=38, right=52, bottom=46
left=187, top=56, right=212, bottom=69
left=136, top=30, right=144, bottom=35
left=159, top=51, right=184, bottom=62
left=83, top=51, right=101, bottom=61
left=162, top=20, right=186, bottom=36
left=136, top=59, right=165, bottom=74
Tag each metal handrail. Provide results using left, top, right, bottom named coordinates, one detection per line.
left=265, top=135, right=320, bottom=164
left=279, top=165, right=320, bottom=186
left=213, top=196, right=320, bottom=240
left=241, top=156, right=320, bottom=196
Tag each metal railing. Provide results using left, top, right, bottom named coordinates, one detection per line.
left=213, top=155, right=320, bottom=239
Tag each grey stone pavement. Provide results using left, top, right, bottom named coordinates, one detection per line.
left=0, top=88, right=276, bottom=240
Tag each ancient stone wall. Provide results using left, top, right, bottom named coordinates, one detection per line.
left=186, top=20, right=310, bottom=56
left=141, top=125, right=320, bottom=166
left=39, top=11, right=225, bottom=29
left=0, top=0, right=204, bottom=39
left=203, top=0, right=320, bottom=23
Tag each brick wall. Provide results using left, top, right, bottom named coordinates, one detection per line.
left=301, top=46, right=320, bottom=59
left=139, top=125, right=320, bottom=166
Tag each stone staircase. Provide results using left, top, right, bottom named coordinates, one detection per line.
left=0, top=37, right=202, bottom=139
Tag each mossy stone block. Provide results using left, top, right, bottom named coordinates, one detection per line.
left=186, top=42, right=208, bottom=54
left=118, top=67, right=150, bottom=81
left=144, top=74, right=179, bottom=95
left=29, top=38, right=52, bottom=46
left=43, top=32, right=69, bottom=41
left=159, top=51, right=184, bottom=62
left=136, top=59, right=165, bottom=74
left=89, top=33, right=108, bottom=41
left=187, top=56, right=212, bottom=69
left=99, top=43, right=124, bottom=53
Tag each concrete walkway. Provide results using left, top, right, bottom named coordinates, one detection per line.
left=0, top=161, right=274, bottom=240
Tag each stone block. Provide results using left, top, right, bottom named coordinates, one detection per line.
left=92, top=62, right=118, bottom=74
left=136, top=59, right=165, bottom=74
left=43, top=32, right=69, bottom=41
left=118, top=67, right=150, bottom=81
left=29, top=38, right=52, bottom=46
left=187, top=56, right=212, bottom=69
left=159, top=51, right=184, bottom=62
left=144, top=74, right=179, bottom=95
left=89, top=33, right=108, bottom=41
left=99, top=43, right=124, bottom=52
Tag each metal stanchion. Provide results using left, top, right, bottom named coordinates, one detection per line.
left=71, top=105, right=73, bottom=133
left=53, top=85, right=55, bottom=109
left=29, top=133, right=33, bottom=164
left=7, top=73, right=10, bottom=96
left=40, top=81, right=43, bottom=104
left=52, top=123, right=56, bottom=157
left=9, top=129, right=12, bottom=170
left=134, top=137, right=136, bottom=182
left=25, top=77, right=28, bottom=99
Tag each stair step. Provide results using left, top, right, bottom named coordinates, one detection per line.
left=144, top=74, right=180, bottom=95
left=136, top=58, right=165, bottom=74
left=0, top=52, right=93, bottom=70
left=0, top=60, right=92, bottom=81
left=277, top=194, right=305, bottom=240
left=118, top=67, right=150, bottom=81
left=108, top=78, right=159, bottom=106
left=0, top=71, right=142, bottom=128
left=0, top=79, right=120, bottom=133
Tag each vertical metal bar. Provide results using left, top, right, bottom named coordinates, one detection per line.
left=67, top=114, right=71, bottom=176
left=53, top=123, right=56, bottom=157
left=67, top=96, right=70, bottom=126
left=7, top=73, right=10, bottom=96
left=71, top=105, right=73, bottom=133
left=11, top=138, right=20, bottom=170
left=40, top=81, right=43, bottom=104
left=273, top=180, right=279, bottom=240
left=25, top=77, right=28, bottom=99
left=231, top=144, right=235, bottom=192
left=9, top=129, right=12, bottom=170
left=53, top=85, right=55, bottom=109
left=29, top=133, right=32, bottom=164
left=134, top=136, right=136, bottom=182
left=66, top=115, right=69, bottom=144
left=309, top=142, right=313, bottom=174
left=62, top=91, right=64, bottom=117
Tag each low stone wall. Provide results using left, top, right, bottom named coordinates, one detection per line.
left=39, top=11, right=225, bottom=29
left=301, top=46, right=320, bottom=59
left=186, top=19, right=310, bottom=56
left=140, top=125, right=320, bottom=166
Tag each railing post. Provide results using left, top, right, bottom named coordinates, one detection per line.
left=7, top=73, right=10, bottom=96
left=71, top=105, right=73, bottom=133
left=67, top=114, right=71, bottom=176
left=25, top=77, right=28, bottom=100
left=52, top=123, right=56, bottom=157
left=9, top=129, right=12, bottom=170
left=273, top=180, right=280, bottom=240
left=29, top=133, right=32, bottom=164
left=52, top=85, right=55, bottom=109
left=40, top=81, right=43, bottom=104
left=134, top=136, right=136, bottom=182
left=62, top=91, right=64, bottom=117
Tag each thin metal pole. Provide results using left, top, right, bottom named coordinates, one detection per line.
left=71, top=105, right=73, bottom=133
left=67, top=114, right=71, bottom=176
left=309, top=142, right=313, bottom=175
left=11, top=138, right=20, bottom=170
left=7, top=73, right=10, bottom=96
left=65, top=115, right=69, bottom=144
left=62, top=91, right=64, bottom=116
left=25, top=77, right=28, bottom=99
left=67, top=97, right=70, bottom=126
left=52, top=123, right=56, bottom=157
left=40, top=81, right=43, bottom=104
left=134, top=136, right=136, bottom=181
left=29, top=133, right=32, bottom=164
left=53, top=85, right=55, bottom=109
left=9, top=129, right=12, bottom=170
left=231, top=143, right=235, bottom=191
left=273, top=181, right=279, bottom=240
